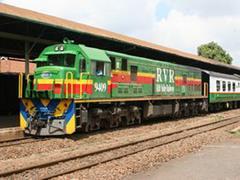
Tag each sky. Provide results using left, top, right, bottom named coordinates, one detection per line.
left=1, top=0, right=240, bottom=65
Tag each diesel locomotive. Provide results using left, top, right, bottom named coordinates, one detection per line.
left=18, top=39, right=240, bottom=136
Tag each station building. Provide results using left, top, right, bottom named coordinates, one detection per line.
left=0, top=3, right=240, bottom=128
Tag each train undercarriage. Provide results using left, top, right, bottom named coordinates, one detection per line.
left=20, top=97, right=208, bottom=136
left=76, top=99, right=208, bottom=133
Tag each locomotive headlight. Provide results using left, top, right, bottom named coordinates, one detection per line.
left=54, top=45, right=64, bottom=51
left=59, top=45, right=64, bottom=51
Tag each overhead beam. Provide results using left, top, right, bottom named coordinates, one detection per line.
left=0, top=48, right=38, bottom=57
left=0, top=31, right=58, bottom=45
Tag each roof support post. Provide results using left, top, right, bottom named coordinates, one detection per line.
left=25, top=41, right=29, bottom=77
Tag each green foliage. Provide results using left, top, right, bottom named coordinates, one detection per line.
left=197, top=42, right=233, bottom=64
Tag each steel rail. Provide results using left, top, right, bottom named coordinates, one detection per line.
left=0, top=137, right=48, bottom=148
left=0, top=137, right=30, bottom=144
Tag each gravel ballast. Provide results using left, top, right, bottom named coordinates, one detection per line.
left=58, top=123, right=237, bottom=180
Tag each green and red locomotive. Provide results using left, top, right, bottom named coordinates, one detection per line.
left=19, top=39, right=227, bottom=136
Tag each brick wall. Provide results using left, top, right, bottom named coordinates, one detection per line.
left=0, top=57, right=36, bottom=74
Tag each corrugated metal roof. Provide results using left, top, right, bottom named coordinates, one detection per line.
left=0, top=3, right=239, bottom=71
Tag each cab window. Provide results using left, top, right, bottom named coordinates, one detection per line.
left=48, top=54, right=75, bottom=67
left=65, top=55, right=75, bottom=67
left=91, top=61, right=110, bottom=76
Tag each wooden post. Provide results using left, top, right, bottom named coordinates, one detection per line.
left=25, top=41, right=29, bottom=78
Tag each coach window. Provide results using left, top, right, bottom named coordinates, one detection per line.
left=222, top=81, right=226, bottom=92
left=233, top=82, right=236, bottom=92
left=122, top=58, right=128, bottom=71
left=228, top=81, right=231, bottom=91
left=216, top=80, right=221, bottom=92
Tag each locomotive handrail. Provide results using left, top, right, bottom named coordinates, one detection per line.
left=18, top=73, right=23, bottom=98
left=204, top=82, right=209, bottom=97
left=26, top=74, right=31, bottom=83
left=65, top=72, right=74, bottom=98
left=79, top=72, right=83, bottom=99
left=26, top=74, right=33, bottom=97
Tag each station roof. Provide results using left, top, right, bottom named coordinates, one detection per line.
left=0, top=3, right=239, bottom=74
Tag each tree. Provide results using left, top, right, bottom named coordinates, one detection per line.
left=197, top=41, right=233, bottom=64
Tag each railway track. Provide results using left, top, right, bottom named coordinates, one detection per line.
left=0, top=137, right=49, bottom=148
left=0, top=115, right=239, bottom=179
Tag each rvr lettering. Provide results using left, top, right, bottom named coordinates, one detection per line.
left=156, top=68, right=175, bottom=83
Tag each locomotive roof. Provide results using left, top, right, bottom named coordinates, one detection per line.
left=79, top=45, right=110, bottom=62
left=106, top=50, right=201, bottom=72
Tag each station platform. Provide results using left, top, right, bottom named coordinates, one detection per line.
left=0, top=115, right=19, bottom=129
left=0, top=126, right=23, bottom=141
left=128, top=137, right=240, bottom=180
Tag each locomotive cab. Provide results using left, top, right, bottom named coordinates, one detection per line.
left=20, top=39, right=112, bottom=136
left=20, top=40, right=90, bottom=135
left=27, top=43, right=85, bottom=99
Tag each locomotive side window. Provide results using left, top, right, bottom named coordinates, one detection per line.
left=222, top=81, right=226, bottom=92
left=80, top=59, right=86, bottom=72
left=91, top=61, right=110, bottom=76
left=130, top=66, right=138, bottom=81
left=183, top=75, right=187, bottom=84
left=233, top=82, right=236, bottom=92
left=122, top=58, right=128, bottom=71
left=216, top=80, right=221, bottom=92
left=96, top=62, right=104, bottom=76
left=110, top=57, right=116, bottom=70
left=228, top=81, right=231, bottom=91
left=105, top=63, right=111, bottom=76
